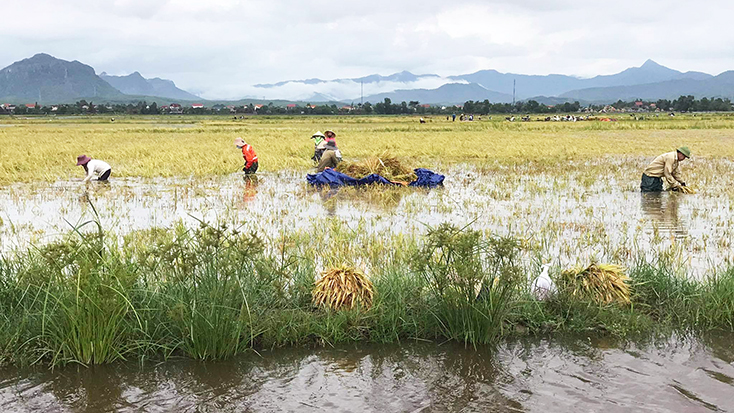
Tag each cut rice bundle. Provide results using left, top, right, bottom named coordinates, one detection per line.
left=336, top=151, right=416, bottom=182
left=312, top=266, right=374, bottom=310
left=559, top=263, right=631, bottom=305
left=676, top=186, right=696, bottom=194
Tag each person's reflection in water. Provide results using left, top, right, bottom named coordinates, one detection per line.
left=640, top=192, right=687, bottom=238
left=319, top=187, right=339, bottom=216
left=241, top=175, right=259, bottom=204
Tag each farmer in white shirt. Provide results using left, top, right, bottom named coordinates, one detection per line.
left=76, top=155, right=112, bottom=182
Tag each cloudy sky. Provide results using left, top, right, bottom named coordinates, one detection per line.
left=3, top=0, right=733, bottom=99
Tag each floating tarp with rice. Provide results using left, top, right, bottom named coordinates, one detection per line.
left=307, top=168, right=444, bottom=188
left=307, top=153, right=444, bottom=188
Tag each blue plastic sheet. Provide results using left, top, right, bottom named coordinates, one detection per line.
left=307, top=168, right=444, bottom=188
left=408, top=168, right=445, bottom=188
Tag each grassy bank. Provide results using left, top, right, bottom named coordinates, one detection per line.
left=1, top=219, right=733, bottom=368
left=3, top=115, right=734, bottom=184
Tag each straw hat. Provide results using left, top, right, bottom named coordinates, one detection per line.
left=234, top=137, right=246, bottom=147
left=76, top=154, right=91, bottom=166
left=325, top=130, right=336, bottom=137
left=311, top=131, right=325, bottom=139
left=677, top=146, right=691, bottom=158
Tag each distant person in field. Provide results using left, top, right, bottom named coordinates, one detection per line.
left=452, top=113, right=456, bottom=122
left=316, top=139, right=342, bottom=172
left=311, top=131, right=327, bottom=162
left=234, top=137, right=259, bottom=174
left=641, top=146, right=690, bottom=192
left=76, top=155, right=111, bottom=182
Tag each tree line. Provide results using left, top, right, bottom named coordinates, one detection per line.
left=2, top=95, right=732, bottom=116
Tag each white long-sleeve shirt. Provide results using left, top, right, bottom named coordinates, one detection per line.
left=84, top=159, right=111, bottom=182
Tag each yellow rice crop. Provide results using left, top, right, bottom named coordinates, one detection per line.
left=1, top=114, right=733, bottom=184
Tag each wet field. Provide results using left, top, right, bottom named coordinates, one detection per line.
left=3, top=116, right=734, bottom=412
left=2, top=159, right=733, bottom=275
left=2, top=335, right=733, bottom=412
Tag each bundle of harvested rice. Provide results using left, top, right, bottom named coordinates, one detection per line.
left=675, top=186, right=696, bottom=194
left=336, top=152, right=416, bottom=182
left=559, top=263, right=630, bottom=305
left=312, top=266, right=374, bottom=310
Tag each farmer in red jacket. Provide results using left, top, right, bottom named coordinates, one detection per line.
left=234, top=137, right=258, bottom=174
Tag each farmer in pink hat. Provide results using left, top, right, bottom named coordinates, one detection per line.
left=76, top=155, right=112, bottom=182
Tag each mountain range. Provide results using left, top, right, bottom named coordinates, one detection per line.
left=0, top=53, right=123, bottom=103
left=100, top=72, right=199, bottom=101
left=0, top=53, right=199, bottom=104
left=249, top=59, right=732, bottom=105
left=2, top=53, right=734, bottom=105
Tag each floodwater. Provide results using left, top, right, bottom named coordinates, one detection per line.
left=1, top=162, right=733, bottom=275
left=1, top=335, right=733, bottom=412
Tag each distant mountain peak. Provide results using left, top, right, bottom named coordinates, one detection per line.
left=641, top=59, right=663, bottom=68
left=30, top=52, right=54, bottom=59
left=0, top=53, right=122, bottom=103
left=100, top=71, right=198, bottom=101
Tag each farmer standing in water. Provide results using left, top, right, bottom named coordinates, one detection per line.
left=234, top=137, right=259, bottom=174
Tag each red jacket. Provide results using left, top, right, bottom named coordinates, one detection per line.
left=241, top=144, right=258, bottom=169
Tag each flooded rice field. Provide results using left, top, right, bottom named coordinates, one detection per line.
left=2, top=155, right=734, bottom=412
left=2, top=158, right=733, bottom=275
left=2, top=335, right=733, bottom=412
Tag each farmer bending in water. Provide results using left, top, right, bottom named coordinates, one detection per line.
left=234, top=137, right=259, bottom=174
left=76, top=155, right=111, bottom=182
left=641, top=146, right=690, bottom=192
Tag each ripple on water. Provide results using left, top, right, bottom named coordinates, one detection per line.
left=1, top=335, right=733, bottom=412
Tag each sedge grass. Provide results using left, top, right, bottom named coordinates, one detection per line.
left=1, top=217, right=734, bottom=367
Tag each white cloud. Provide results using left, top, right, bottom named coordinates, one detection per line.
left=1, top=0, right=733, bottom=99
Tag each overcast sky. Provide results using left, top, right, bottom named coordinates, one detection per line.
left=3, top=0, right=733, bottom=99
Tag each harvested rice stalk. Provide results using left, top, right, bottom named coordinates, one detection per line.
left=559, top=263, right=630, bottom=305
left=336, top=151, right=416, bottom=182
left=675, top=186, right=697, bottom=194
left=312, top=266, right=374, bottom=310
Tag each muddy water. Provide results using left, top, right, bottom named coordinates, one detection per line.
left=2, top=163, right=733, bottom=274
left=1, top=335, right=733, bottom=412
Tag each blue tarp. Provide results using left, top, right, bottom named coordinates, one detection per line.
left=409, top=168, right=445, bottom=188
left=307, top=168, right=444, bottom=188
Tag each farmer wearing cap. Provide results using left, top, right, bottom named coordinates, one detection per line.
left=234, top=137, right=258, bottom=174
left=76, top=155, right=111, bottom=182
left=641, top=146, right=691, bottom=192
left=311, top=131, right=327, bottom=162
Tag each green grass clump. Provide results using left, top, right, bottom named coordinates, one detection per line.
left=1, top=219, right=734, bottom=368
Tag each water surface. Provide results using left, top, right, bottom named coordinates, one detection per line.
left=1, top=336, right=732, bottom=412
